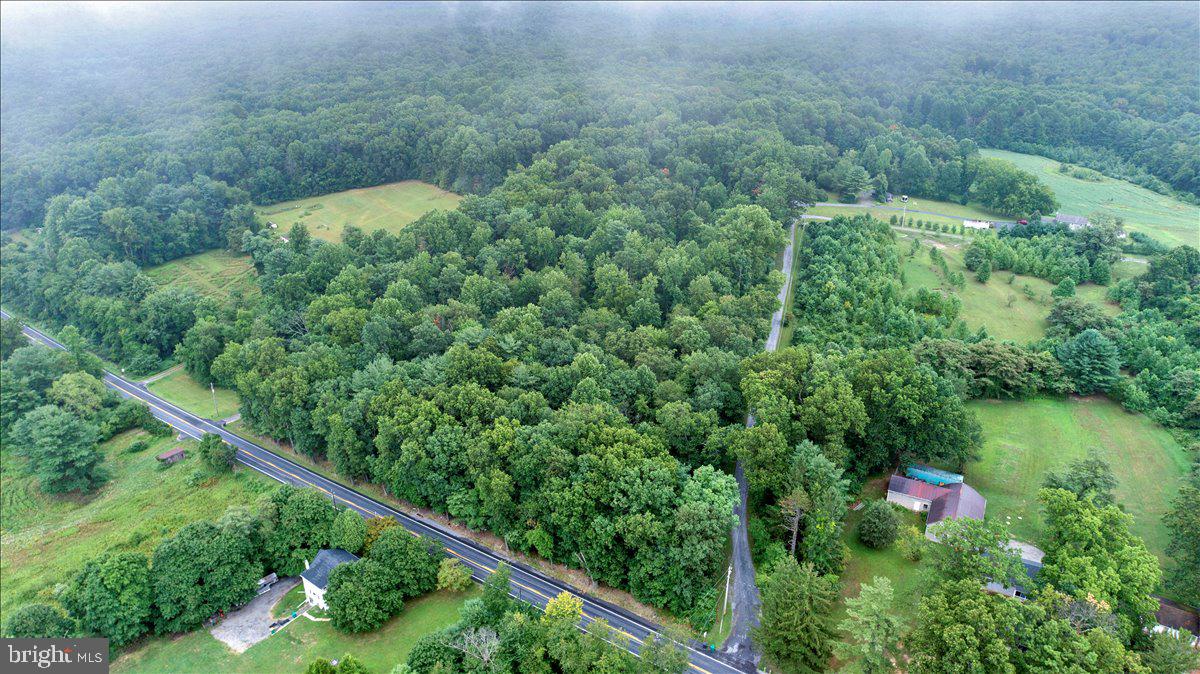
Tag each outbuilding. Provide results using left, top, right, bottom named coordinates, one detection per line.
left=886, top=475, right=948, bottom=513
left=156, top=447, right=186, bottom=464
left=301, top=549, right=359, bottom=610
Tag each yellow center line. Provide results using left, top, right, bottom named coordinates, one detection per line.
left=103, top=374, right=720, bottom=674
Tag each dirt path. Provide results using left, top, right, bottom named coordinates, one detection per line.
left=721, top=220, right=797, bottom=665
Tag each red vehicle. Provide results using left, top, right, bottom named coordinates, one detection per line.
left=1017, top=219, right=1029, bottom=225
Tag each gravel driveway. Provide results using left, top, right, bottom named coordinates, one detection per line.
left=211, top=577, right=301, bottom=653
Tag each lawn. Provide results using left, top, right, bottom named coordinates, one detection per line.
left=894, top=230, right=1134, bottom=343
left=145, top=249, right=259, bottom=304
left=0, top=430, right=275, bottom=620
left=256, top=181, right=463, bottom=243
left=113, top=587, right=478, bottom=674
left=838, top=479, right=927, bottom=625
left=966, top=396, right=1191, bottom=563
left=981, top=149, right=1200, bottom=248
left=147, top=368, right=241, bottom=420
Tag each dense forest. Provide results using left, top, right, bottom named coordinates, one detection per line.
left=1, top=3, right=1197, bottom=672
left=3, top=2, right=1197, bottom=238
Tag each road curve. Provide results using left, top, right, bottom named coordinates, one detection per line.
left=0, top=309, right=750, bottom=674
left=721, top=219, right=798, bottom=663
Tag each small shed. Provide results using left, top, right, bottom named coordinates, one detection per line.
left=963, top=219, right=992, bottom=230
left=301, top=549, right=359, bottom=610
left=157, top=447, right=186, bottom=464
left=906, top=464, right=963, bottom=487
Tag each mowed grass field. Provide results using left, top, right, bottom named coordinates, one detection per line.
left=893, top=229, right=1139, bottom=343
left=981, top=149, right=1199, bottom=248
left=965, top=396, right=1190, bottom=563
left=113, top=587, right=477, bottom=674
left=256, top=181, right=463, bottom=243
left=147, top=368, right=241, bottom=420
left=145, top=249, right=259, bottom=303
left=0, top=430, right=275, bottom=620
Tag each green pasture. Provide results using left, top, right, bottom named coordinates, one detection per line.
left=145, top=249, right=259, bottom=304
left=256, top=181, right=463, bottom=243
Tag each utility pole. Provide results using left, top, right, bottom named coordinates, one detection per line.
left=211, top=382, right=219, bottom=420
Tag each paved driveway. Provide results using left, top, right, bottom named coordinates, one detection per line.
left=211, top=577, right=301, bottom=653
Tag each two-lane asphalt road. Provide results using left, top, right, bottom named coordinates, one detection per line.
left=0, top=309, right=750, bottom=674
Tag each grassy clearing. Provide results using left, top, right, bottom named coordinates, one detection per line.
left=810, top=195, right=1008, bottom=228
left=981, top=149, right=1199, bottom=248
left=838, top=479, right=927, bottom=625
left=256, top=181, right=463, bottom=243
left=0, top=430, right=275, bottom=620
left=966, top=396, right=1190, bottom=563
left=893, top=229, right=1135, bottom=343
left=147, top=368, right=240, bottom=420
left=145, top=249, right=259, bottom=303
left=113, top=587, right=478, bottom=674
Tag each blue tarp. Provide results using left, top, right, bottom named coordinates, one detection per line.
left=907, top=464, right=963, bottom=486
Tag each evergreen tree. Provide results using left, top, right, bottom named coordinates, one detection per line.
left=834, top=577, right=902, bottom=674
left=1052, top=277, right=1077, bottom=298
left=975, top=259, right=992, bottom=283
left=1056, top=329, right=1120, bottom=394
left=753, top=558, right=838, bottom=673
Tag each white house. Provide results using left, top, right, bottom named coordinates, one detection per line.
left=301, top=549, right=359, bottom=609
left=963, top=219, right=992, bottom=230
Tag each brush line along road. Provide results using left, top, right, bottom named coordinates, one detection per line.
left=0, top=308, right=749, bottom=674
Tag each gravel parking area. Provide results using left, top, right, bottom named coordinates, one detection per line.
left=211, top=577, right=301, bottom=653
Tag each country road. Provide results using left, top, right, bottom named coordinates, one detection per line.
left=0, top=308, right=750, bottom=674
left=721, top=219, right=798, bottom=663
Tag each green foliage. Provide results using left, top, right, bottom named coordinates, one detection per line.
left=150, top=514, right=263, bottom=634
left=834, top=577, right=902, bottom=674
left=928, top=517, right=1024, bottom=588
left=1056, top=328, right=1120, bottom=395
left=12, top=404, right=105, bottom=494
left=1163, top=481, right=1200, bottom=606
left=753, top=558, right=838, bottom=674
left=0, top=317, right=24, bottom=360
left=1052, top=277, right=1077, bottom=298
left=198, top=432, right=237, bottom=473
left=436, top=558, right=473, bottom=593
left=856, top=500, right=900, bottom=550
left=1143, top=630, right=1200, bottom=674
left=908, top=579, right=1022, bottom=674
left=974, top=258, right=992, bottom=283
left=363, top=516, right=399, bottom=555
left=1043, top=452, right=1118, bottom=507
left=330, top=508, right=369, bottom=556
left=969, top=157, right=1059, bottom=216
left=326, top=559, right=405, bottom=634
left=263, top=486, right=339, bottom=576
left=367, top=529, right=439, bottom=599
left=61, top=551, right=152, bottom=648
left=3, top=603, right=76, bottom=638
left=896, top=525, right=927, bottom=562
left=1038, top=487, right=1161, bottom=641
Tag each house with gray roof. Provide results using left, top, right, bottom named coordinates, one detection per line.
left=1043, top=213, right=1091, bottom=230
left=301, top=549, right=359, bottom=609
